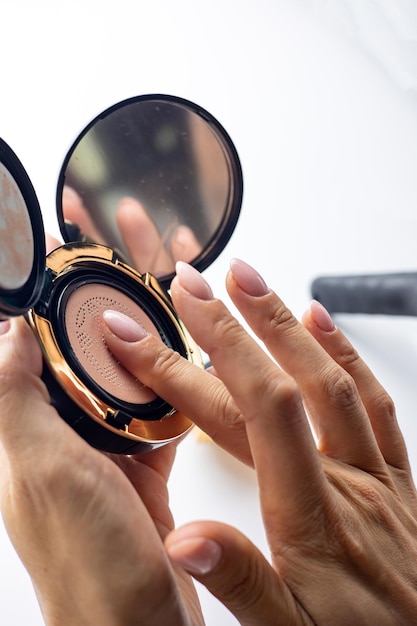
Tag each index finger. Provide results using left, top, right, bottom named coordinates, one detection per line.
left=101, top=314, right=251, bottom=465
left=103, top=268, right=328, bottom=535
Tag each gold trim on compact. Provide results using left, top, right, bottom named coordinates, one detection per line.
left=0, top=94, right=243, bottom=454
left=29, top=243, right=202, bottom=448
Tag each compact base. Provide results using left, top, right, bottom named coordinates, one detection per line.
left=42, top=364, right=191, bottom=454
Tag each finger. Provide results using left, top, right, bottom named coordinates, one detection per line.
left=101, top=310, right=251, bottom=464
left=103, top=269, right=327, bottom=536
left=116, top=197, right=174, bottom=275
left=170, top=225, right=202, bottom=264
left=165, top=521, right=302, bottom=625
left=169, top=263, right=328, bottom=531
left=45, top=232, right=61, bottom=253
left=62, top=186, right=105, bottom=244
left=225, top=259, right=387, bottom=475
left=302, top=301, right=410, bottom=472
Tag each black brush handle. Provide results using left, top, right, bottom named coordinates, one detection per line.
left=311, top=273, right=417, bottom=316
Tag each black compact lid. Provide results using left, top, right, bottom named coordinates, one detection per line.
left=56, top=94, right=243, bottom=288
left=0, top=138, right=45, bottom=317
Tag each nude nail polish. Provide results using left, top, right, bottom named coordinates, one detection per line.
left=310, top=300, right=335, bottom=332
left=175, top=261, right=214, bottom=300
left=103, top=310, right=148, bottom=342
left=230, top=258, right=269, bottom=297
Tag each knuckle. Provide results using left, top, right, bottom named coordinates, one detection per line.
left=242, top=367, right=303, bottom=424
left=266, top=300, right=299, bottom=340
left=335, top=342, right=361, bottom=371
left=216, top=388, right=242, bottom=429
left=237, top=293, right=299, bottom=344
left=275, top=376, right=302, bottom=407
left=266, top=374, right=303, bottom=418
left=211, top=311, right=243, bottom=348
left=371, top=389, right=396, bottom=421
left=208, top=389, right=244, bottom=441
left=323, top=369, right=359, bottom=410
left=149, top=339, right=184, bottom=377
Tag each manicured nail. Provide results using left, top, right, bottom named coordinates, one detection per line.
left=171, top=226, right=192, bottom=252
left=118, top=196, right=146, bottom=216
left=168, top=537, right=222, bottom=576
left=0, top=320, right=10, bottom=336
left=103, top=310, right=148, bottom=342
left=230, top=258, right=269, bottom=297
left=62, top=186, right=80, bottom=202
left=310, top=300, right=336, bottom=332
left=175, top=261, right=214, bottom=300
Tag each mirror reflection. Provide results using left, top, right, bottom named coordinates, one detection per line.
left=58, top=97, right=237, bottom=279
left=0, top=162, right=34, bottom=290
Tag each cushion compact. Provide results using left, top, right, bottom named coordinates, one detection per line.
left=0, top=94, right=243, bottom=454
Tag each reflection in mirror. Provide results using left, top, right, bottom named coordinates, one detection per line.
left=0, top=162, right=34, bottom=290
left=58, top=97, right=240, bottom=281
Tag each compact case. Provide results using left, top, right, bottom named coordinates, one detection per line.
left=0, top=94, right=243, bottom=454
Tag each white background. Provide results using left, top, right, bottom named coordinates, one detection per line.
left=0, top=1, right=417, bottom=624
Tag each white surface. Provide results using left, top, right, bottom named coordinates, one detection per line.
left=0, top=1, right=417, bottom=624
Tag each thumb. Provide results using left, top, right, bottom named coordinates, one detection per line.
left=165, top=521, right=300, bottom=625
left=0, top=316, right=79, bottom=457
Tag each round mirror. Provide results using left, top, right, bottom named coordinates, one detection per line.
left=56, top=95, right=243, bottom=285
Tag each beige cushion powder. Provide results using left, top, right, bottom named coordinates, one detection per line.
left=0, top=162, right=35, bottom=290
left=64, top=283, right=158, bottom=404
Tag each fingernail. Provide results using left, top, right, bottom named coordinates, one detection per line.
left=168, top=537, right=222, bottom=576
left=0, top=320, right=10, bottom=336
left=310, top=300, right=336, bottom=332
left=171, top=225, right=191, bottom=250
left=103, top=310, right=148, bottom=342
left=62, top=186, right=79, bottom=202
left=230, top=258, right=269, bottom=297
left=175, top=261, right=214, bottom=300
left=118, top=197, right=146, bottom=215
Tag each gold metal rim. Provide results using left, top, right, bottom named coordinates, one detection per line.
left=29, top=243, right=202, bottom=444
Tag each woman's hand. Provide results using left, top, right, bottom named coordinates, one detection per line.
left=103, top=259, right=417, bottom=625
left=0, top=323, right=203, bottom=625
left=62, top=187, right=201, bottom=276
